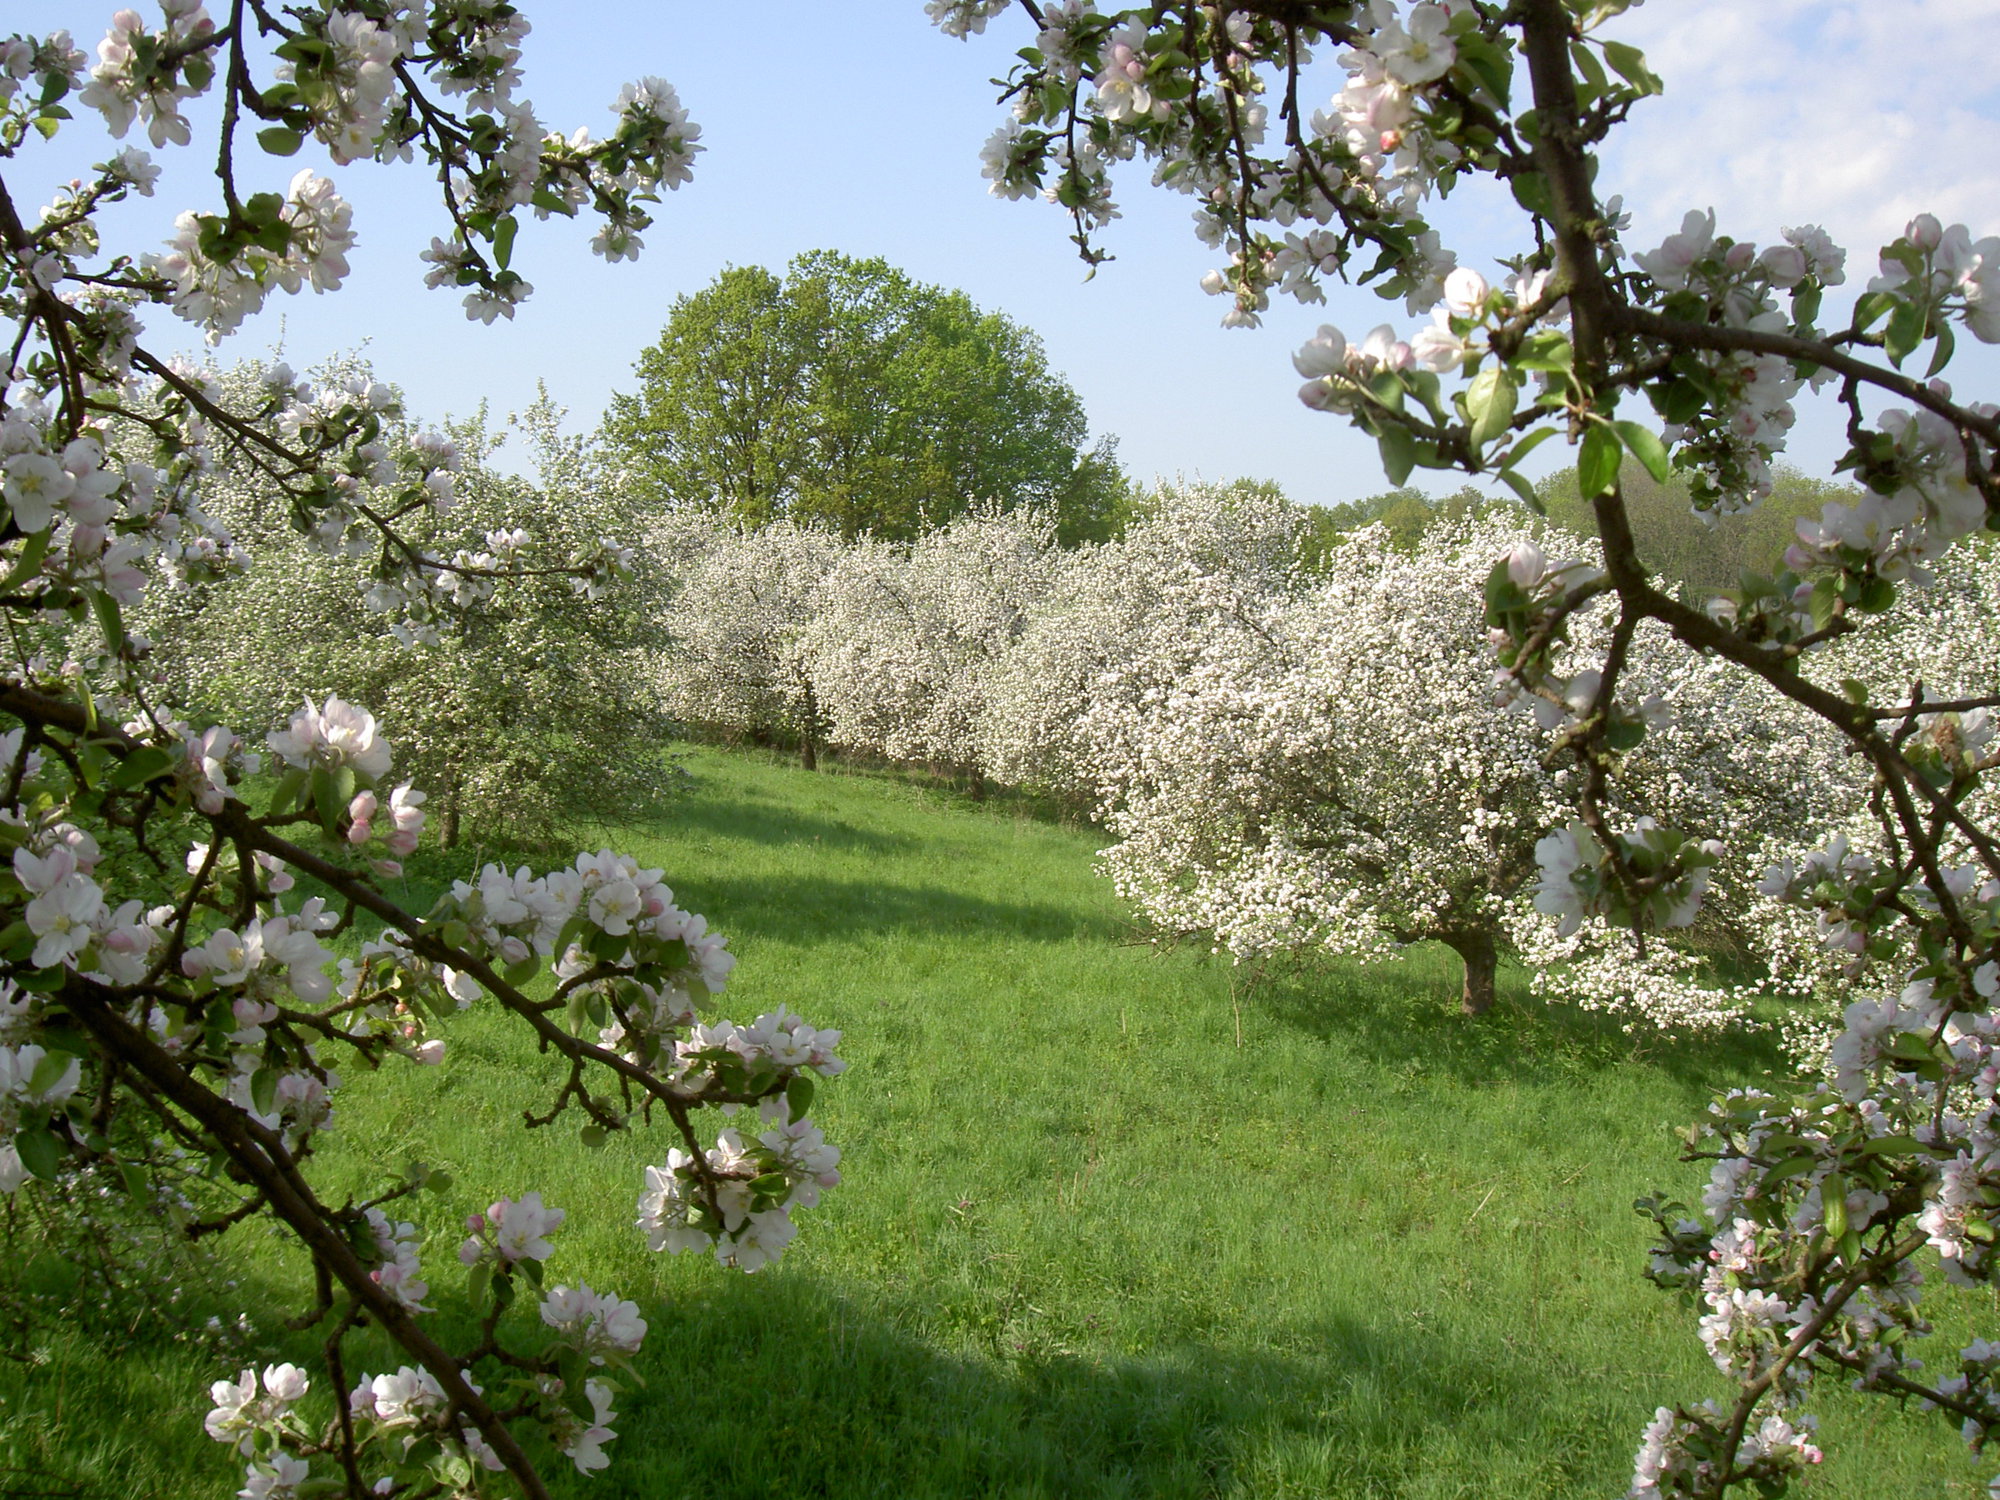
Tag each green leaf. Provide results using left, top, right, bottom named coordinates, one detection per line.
left=1611, top=421, right=1671, bottom=483
left=1599, top=40, right=1662, bottom=95
left=1466, top=367, right=1518, bottom=449
left=1452, top=35, right=1512, bottom=107
left=1857, top=576, right=1897, bottom=614
left=579, top=1125, right=607, bottom=1149
left=313, top=764, right=357, bottom=831
left=1884, top=300, right=1926, bottom=366
left=251, top=1066, right=279, bottom=1118
left=1606, top=717, right=1646, bottom=752
left=1820, top=1173, right=1847, bottom=1240
left=1859, top=1133, right=1926, bottom=1156
left=1501, top=427, right=1558, bottom=468
left=1509, top=171, right=1554, bottom=220
left=492, top=214, right=518, bottom=270
left=1578, top=423, right=1623, bottom=497
left=256, top=126, right=303, bottom=156
left=1568, top=39, right=1608, bottom=100
left=1366, top=370, right=1406, bottom=413
left=1926, top=319, right=1956, bottom=379
left=270, top=766, right=308, bottom=814
left=1515, top=331, right=1573, bottom=372
left=91, top=591, right=125, bottom=654
left=1762, top=1154, right=1816, bottom=1186
left=109, top=745, right=177, bottom=791
left=786, top=1073, right=815, bottom=1123
left=0, top=528, right=51, bottom=592
left=1854, top=289, right=1897, bottom=332
left=1496, top=468, right=1541, bottom=513
left=465, top=1259, right=491, bottom=1309
left=17, top=1126, right=62, bottom=1181
left=27, top=1050, right=75, bottom=1098
left=1378, top=425, right=1417, bottom=486
left=559, top=1355, right=595, bottom=1420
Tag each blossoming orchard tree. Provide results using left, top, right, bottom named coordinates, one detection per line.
left=655, top=516, right=841, bottom=768
left=1087, top=509, right=1858, bottom=1028
left=805, top=505, right=1057, bottom=787
left=931, top=0, right=2000, bottom=1494
left=0, top=6, right=846, bottom=1495
left=133, top=372, right=678, bottom=847
left=977, top=477, right=1308, bottom=804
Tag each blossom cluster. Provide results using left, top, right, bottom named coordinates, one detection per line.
left=202, top=1193, right=649, bottom=1490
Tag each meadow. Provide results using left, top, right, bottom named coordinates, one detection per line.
left=3, top=745, right=1985, bottom=1498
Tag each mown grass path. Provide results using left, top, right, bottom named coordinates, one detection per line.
left=4, top=746, right=1983, bottom=1497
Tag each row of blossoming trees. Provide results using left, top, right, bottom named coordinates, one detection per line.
left=5, top=0, right=2000, bottom=1495
left=656, top=487, right=1993, bottom=1038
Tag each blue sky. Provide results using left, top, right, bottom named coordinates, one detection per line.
left=17, top=1, right=2000, bottom=507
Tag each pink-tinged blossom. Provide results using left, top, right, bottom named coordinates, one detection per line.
left=1093, top=24, right=1169, bottom=125
left=1374, top=4, right=1457, bottom=89
left=266, top=696, right=393, bottom=779
left=561, top=1379, right=619, bottom=1472
left=539, top=1282, right=648, bottom=1359
left=459, top=1191, right=565, bottom=1265
left=1634, top=209, right=1717, bottom=290
left=1442, top=265, right=1489, bottom=318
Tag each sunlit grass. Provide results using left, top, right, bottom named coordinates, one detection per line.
left=2, top=745, right=1986, bottom=1497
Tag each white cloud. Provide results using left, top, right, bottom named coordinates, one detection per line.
left=1602, top=0, right=2000, bottom=256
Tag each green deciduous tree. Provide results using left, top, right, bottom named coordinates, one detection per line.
left=602, top=250, right=1125, bottom=544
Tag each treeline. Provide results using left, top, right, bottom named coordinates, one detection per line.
left=1304, top=463, right=1862, bottom=594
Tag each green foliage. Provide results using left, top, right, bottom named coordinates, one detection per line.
left=601, top=250, right=1125, bottom=543
left=1308, top=467, right=1863, bottom=598
left=1300, top=483, right=1490, bottom=569
left=1536, top=461, right=1860, bottom=594
left=131, top=369, right=676, bottom=846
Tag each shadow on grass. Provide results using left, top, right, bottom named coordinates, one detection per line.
left=2, top=1237, right=1605, bottom=1500
left=581, top=1273, right=1608, bottom=1500
left=692, top=735, right=1099, bottom=834
left=1247, top=947, right=1792, bottom=1094
left=0, top=1226, right=306, bottom=1499
left=652, top=788, right=919, bottom=856
left=674, top=873, right=1114, bottom=946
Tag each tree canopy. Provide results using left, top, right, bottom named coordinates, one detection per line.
left=600, top=250, right=1127, bottom=544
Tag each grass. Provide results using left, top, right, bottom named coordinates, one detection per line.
left=3, top=744, right=1991, bottom=1498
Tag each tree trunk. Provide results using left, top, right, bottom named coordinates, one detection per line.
left=443, top=779, right=462, bottom=849
left=1442, top=929, right=1498, bottom=1017
left=798, top=683, right=821, bottom=772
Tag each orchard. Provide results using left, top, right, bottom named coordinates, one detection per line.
left=2, top=3, right=1997, bottom=1498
